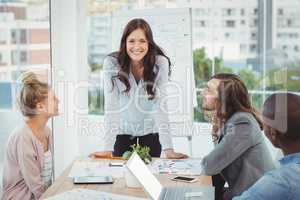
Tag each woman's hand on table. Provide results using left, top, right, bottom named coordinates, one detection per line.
left=164, top=149, right=188, bottom=159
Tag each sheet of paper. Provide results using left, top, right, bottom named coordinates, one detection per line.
left=45, top=188, right=149, bottom=200
left=68, top=160, right=125, bottom=178
left=150, top=159, right=204, bottom=175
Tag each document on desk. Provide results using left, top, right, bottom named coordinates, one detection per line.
left=68, top=160, right=125, bottom=178
left=151, top=159, right=204, bottom=175
left=45, top=188, right=149, bottom=200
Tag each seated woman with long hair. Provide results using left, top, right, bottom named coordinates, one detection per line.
left=201, top=73, right=275, bottom=200
left=2, top=72, right=59, bottom=200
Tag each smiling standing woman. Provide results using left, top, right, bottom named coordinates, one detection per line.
left=91, top=18, right=187, bottom=159
left=2, top=72, right=59, bottom=200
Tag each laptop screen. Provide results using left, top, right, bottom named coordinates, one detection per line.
left=126, top=152, right=163, bottom=200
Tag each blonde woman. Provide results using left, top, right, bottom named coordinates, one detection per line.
left=2, top=72, right=59, bottom=200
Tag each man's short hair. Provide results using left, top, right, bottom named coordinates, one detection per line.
left=263, top=93, right=300, bottom=140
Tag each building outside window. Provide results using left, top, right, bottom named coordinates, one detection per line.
left=200, top=20, right=206, bottom=27
left=225, top=20, right=235, bottom=27
left=0, top=53, right=2, bottom=64
left=240, top=8, right=245, bottom=16
left=0, top=29, right=6, bottom=44
left=223, top=8, right=235, bottom=16
left=11, top=29, right=27, bottom=44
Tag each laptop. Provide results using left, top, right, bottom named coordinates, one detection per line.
left=126, top=152, right=214, bottom=200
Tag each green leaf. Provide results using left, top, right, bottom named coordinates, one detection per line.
left=123, top=144, right=152, bottom=164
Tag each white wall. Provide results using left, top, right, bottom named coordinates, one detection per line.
left=50, top=0, right=89, bottom=178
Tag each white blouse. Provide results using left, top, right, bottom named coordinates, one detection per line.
left=41, top=150, right=52, bottom=188
left=102, top=55, right=173, bottom=151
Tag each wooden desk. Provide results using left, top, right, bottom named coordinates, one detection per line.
left=40, top=159, right=212, bottom=199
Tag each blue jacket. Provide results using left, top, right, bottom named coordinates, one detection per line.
left=233, top=152, right=300, bottom=200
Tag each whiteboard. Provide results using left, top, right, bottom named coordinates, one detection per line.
left=111, top=8, right=196, bottom=123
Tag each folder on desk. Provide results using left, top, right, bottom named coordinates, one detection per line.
left=68, top=160, right=125, bottom=178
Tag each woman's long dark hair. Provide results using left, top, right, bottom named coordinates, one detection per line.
left=212, top=73, right=263, bottom=129
left=109, top=18, right=171, bottom=100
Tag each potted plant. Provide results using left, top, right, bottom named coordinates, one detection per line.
left=123, top=144, right=152, bottom=163
left=122, top=144, right=152, bottom=188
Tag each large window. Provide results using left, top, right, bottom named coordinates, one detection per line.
left=87, top=0, right=300, bottom=123
left=0, top=0, right=50, bottom=186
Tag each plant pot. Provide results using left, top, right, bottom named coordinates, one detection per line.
left=124, top=167, right=142, bottom=188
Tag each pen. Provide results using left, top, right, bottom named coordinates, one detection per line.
left=92, top=155, right=125, bottom=160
